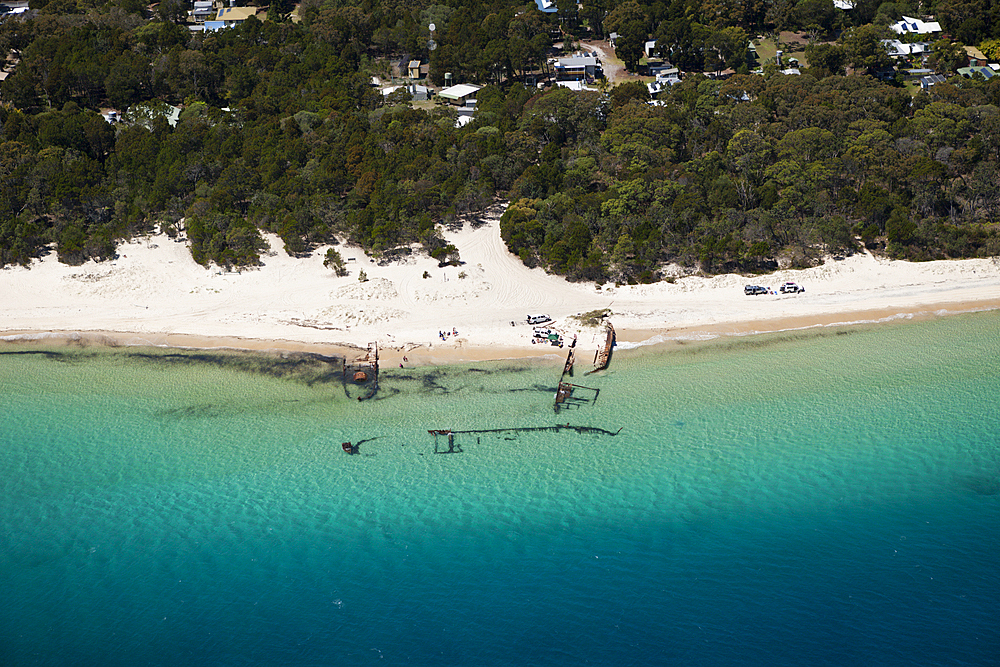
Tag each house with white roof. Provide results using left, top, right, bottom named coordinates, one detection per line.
left=381, top=84, right=430, bottom=101
left=647, top=79, right=682, bottom=95
left=1, top=0, right=29, bottom=13
left=437, top=83, right=481, bottom=105
left=890, top=16, right=941, bottom=36
left=557, top=80, right=597, bottom=91
left=883, top=39, right=931, bottom=59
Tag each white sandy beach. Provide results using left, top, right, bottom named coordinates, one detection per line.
left=2, top=205, right=999, bottom=364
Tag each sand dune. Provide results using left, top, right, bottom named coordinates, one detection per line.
left=2, top=204, right=999, bottom=363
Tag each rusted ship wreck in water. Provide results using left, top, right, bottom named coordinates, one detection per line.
left=343, top=342, right=379, bottom=401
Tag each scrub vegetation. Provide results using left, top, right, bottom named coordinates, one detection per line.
left=1, top=0, right=999, bottom=281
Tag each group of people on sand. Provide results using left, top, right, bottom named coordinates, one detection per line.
left=438, top=328, right=458, bottom=340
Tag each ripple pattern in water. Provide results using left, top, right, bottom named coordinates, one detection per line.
left=1, top=313, right=998, bottom=666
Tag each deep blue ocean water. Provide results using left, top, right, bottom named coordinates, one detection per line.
left=2, top=312, right=999, bottom=666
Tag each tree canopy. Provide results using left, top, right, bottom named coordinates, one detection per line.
left=1, top=0, right=999, bottom=280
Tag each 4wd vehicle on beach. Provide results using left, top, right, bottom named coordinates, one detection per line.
left=527, top=314, right=552, bottom=324
left=533, top=328, right=553, bottom=338
left=779, top=282, right=804, bottom=294
left=744, top=285, right=768, bottom=295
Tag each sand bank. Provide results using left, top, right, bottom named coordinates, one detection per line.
left=3, top=206, right=999, bottom=365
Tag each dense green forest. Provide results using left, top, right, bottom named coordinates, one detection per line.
left=1, top=0, right=999, bottom=282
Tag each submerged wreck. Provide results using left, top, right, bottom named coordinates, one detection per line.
left=586, top=321, right=615, bottom=375
left=343, top=342, right=379, bottom=401
left=553, top=340, right=600, bottom=412
left=427, top=424, right=622, bottom=454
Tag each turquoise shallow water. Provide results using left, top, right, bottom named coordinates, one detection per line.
left=2, top=313, right=999, bottom=666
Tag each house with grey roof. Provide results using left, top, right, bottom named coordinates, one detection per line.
left=554, top=55, right=602, bottom=82
left=189, top=1, right=215, bottom=22
left=920, top=73, right=947, bottom=89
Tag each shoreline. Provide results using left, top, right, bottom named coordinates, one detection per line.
left=4, top=297, right=997, bottom=367
left=2, top=205, right=999, bottom=366
left=0, top=327, right=578, bottom=365
left=615, top=298, right=1000, bottom=346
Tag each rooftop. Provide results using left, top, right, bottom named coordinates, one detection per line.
left=556, top=56, right=599, bottom=68
left=957, top=66, right=995, bottom=79
left=438, top=84, right=482, bottom=100
left=216, top=6, right=258, bottom=21
left=964, top=46, right=987, bottom=61
left=557, top=80, right=598, bottom=91
left=883, top=39, right=930, bottom=57
left=891, top=16, right=941, bottom=35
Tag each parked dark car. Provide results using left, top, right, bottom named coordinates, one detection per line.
left=744, top=285, right=768, bottom=295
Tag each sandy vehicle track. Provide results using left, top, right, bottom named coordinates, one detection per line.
left=580, top=40, right=627, bottom=83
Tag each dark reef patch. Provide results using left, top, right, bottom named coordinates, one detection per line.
left=957, top=473, right=1000, bottom=496
left=2, top=346, right=345, bottom=387
left=674, top=327, right=864, bottom=357
left=127, top=351, right=342, bottom=386
left=0, top=350, right=72, bottom=361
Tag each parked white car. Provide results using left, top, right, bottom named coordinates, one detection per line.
left=779, top=282, right=804, bottom=294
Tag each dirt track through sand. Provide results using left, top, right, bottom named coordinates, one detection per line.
left=581, top=40, right=626, bottom=83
